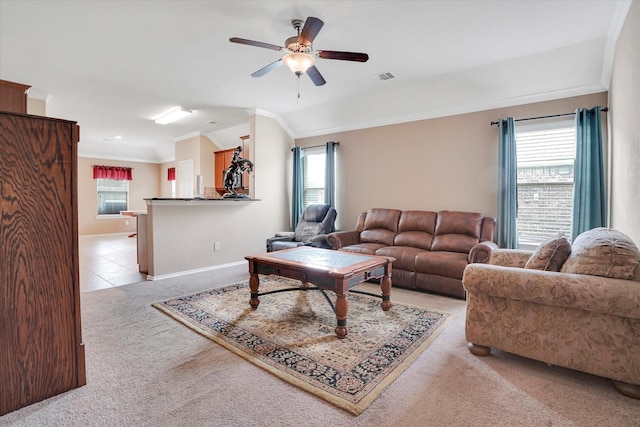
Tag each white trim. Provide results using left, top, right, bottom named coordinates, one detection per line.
left=173, top=131, right=206, bottom=142
left=79, top=232, right=130, bottom=238
left=292, top=84, right=607, bottom=139
left=601, top=0, right=632, bottom=88
left=253, top=108, right=295, bottom=139
left=78, top=153, right=162, bottom=164
left=146, top=261, right=247, bottom=281
left=95, top=214, right=128, bottom=220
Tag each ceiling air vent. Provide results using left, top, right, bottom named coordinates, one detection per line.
left=371, top=72, right=395, bottom=82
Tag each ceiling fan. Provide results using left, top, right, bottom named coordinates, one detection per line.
left=230, top=17, right=369, bottom=86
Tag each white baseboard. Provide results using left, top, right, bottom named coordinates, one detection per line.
left=146, top=260, right=247, bottom=281
left=80, top=232, right=131, bottom=238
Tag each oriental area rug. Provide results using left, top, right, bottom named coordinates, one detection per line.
left=152, top=276, right=452, bottom=415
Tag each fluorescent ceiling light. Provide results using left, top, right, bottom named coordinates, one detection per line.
left=154, top=107, right=193, bottom=125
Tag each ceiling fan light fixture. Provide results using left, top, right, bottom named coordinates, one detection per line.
left=283, top=52, right=315, bottom=75
left=154, top=107, right=193, bottom=125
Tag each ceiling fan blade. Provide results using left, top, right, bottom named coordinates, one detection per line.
left=306, top=66, right=326, bottom=86
left=251, top=59, right=284, bottom=77
left=318, top=50, right=369, bottom=62
left=298, top=17, right=324, bottom=46
left=229, top=37, right=283, bottom=51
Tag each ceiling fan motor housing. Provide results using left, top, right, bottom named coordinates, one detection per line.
left=285, top=36, right=311, bottom=53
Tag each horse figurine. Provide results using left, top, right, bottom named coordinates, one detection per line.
left=223, top=146, right=253, bottom=198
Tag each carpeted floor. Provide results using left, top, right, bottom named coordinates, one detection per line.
left=2, top=264, right=639, bottom=426
left=152, top=276, right=452, bottom=415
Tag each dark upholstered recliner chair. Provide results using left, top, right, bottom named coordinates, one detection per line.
left=266, top=204, right=337, bottom=252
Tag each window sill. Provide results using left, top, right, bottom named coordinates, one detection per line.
left=96, top=214, right=127, bottom=220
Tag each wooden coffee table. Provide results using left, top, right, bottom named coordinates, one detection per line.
left=245, top=247, right=394, bottom=338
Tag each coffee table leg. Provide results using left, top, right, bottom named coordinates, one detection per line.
left=335, top=292, right=348, bottom=338
left=249, top=273, right=260, bottom=309
left=380, top=272, right=392, bottom=311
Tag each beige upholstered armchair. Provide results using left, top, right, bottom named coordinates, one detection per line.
left=266, top=204, right=337, bottom=252
left=462, top=228, right=640, bottom=399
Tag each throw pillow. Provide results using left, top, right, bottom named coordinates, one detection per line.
left=525, top=235, right=572, bottom=271
left=561, top=227, right=640, bottom=280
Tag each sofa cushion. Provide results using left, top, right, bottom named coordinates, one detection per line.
left=525, top=235, right=572, bottom=272
left=431, top=211, right=482, bottom=253
left=561, top=228, right=640, bottom=280
left=375, top=246, right=423, bottom=271
left=360, top=208, right=401, bottom=246
left=415, top=251, right=469, bottom=280
left=339, top=243, right=387, bottom=255
left=393, top=210, right=436, bottom=251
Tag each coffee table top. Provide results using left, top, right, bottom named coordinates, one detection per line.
left=246, top=247, right=394, bottom=276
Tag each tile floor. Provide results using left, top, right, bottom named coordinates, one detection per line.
left=79, top=234, right=148, bottom=292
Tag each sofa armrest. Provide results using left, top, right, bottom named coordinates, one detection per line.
left=468, top=241, right=499, bottom=264
left=307, top=233, right=331, bottom=249
left=489, top=249, right=533, bottom=268
left=463, top=263, right=640, bottom=319
left=274, top=231, right=295, bottom=238
left=327, top=230, right=360, bottom=249
left=266, top=235, right=295, bottom=252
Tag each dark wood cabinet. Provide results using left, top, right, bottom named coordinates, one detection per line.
left=0, top=79, right=31, bottom=114
left=0, top=111, right=86, bottom=415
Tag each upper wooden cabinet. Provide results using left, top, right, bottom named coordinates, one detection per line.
left=214, top=147, right=236, bottom=193
left=0, top=79, right=31, bottom=114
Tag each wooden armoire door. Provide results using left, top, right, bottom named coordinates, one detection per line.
left=0, top=112, right=86, bottom=415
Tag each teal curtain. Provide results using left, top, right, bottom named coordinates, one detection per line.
left=292, top=146, right=304, bottom=230
left=572, top=106, right=606, bottom=240
left=324, top=141, right=337, bottom=208
left=497, top=117, right=518, bottom=248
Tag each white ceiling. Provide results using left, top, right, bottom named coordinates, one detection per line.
left=0, top=0, right=631, bottom=163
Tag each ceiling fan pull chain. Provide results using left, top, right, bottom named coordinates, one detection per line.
left=297, top=75, right=302, bottom=101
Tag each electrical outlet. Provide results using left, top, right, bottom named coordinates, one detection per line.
left=125, top=220, right=129, bottom=225
left=214, top=242, right=221, bottom=251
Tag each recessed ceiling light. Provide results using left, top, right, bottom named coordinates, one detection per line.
left=114, top=135, right=123, bottom=140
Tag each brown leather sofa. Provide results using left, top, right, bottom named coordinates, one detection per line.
left=327, top=208, right=496, bottom=298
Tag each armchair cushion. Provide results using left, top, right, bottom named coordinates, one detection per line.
left=525, top=234, right=572, bottom=272
left=561, top=227, right=640, bottom=280
left=293, top=204, right=336, bottom=242
left=267, top=204, right=337, bottom=252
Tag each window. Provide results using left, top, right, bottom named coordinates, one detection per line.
left=97, top=178, right=129, bottom=215
left=302, top=146, right=326, bottom=208
left=516, top=120, right=575, bottom=247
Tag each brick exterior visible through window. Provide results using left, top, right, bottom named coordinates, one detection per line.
left=516, top=121, right=575, bottom=246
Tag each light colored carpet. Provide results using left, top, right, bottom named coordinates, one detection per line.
left=152, top=276, right=452, bottom=415
left=2, top=264, right=639, bottom=426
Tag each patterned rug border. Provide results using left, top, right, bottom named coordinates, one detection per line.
left=152, top=279, right=453, bottom=415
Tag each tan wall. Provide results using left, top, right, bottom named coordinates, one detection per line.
left=174, top=134, right=221, bottom=196
left=77, top=157, right=161, bottom=235
left=297, top=92, right=608, bottom=231
left=609, top=1, right=640, bottom=244
left=253, top=114, right=292, bottom=232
